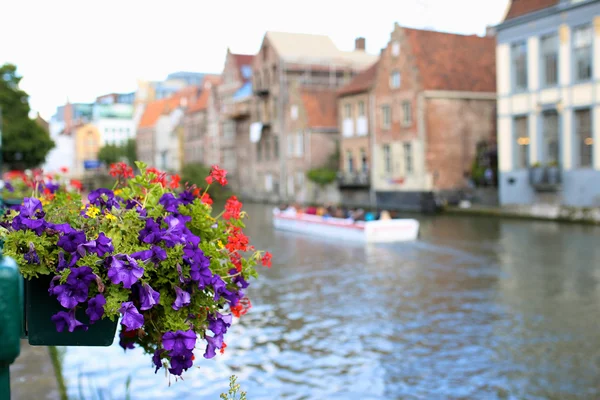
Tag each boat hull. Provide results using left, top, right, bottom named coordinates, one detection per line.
left=272, top=211, right=419, bottom=243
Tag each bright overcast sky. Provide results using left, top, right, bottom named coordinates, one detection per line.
left=1, top=0, right=509, bottom=119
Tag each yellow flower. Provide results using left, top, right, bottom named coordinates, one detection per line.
left=105, top=212, right=117, bottom=221
left=114, top=189, right=123, bottom=196
left=217, top=240, right=224, bottom=249
left=86, top=206, right=100, bottom=218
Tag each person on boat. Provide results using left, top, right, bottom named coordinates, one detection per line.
left=365, top=211, right=376, bottom=221
left=379, top=210, right=392, bottom=220
left=351, top=209, right=366, bottom=221
left=282, top=205, right=297, bottom=216
left=304, top=205, right=317, bottom=215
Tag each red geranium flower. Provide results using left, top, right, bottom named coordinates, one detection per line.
left=226, top=227, right=249, bottom=253
left=169, top=174, right=181, bottom=189
left=223, top=196, right=243, bottom=220
left=59, top=166, right=69, bottom=174
left=220, top=342, right=227, bottom=355
left=200, top=192, right=213, bottom=205
left=231, top=297, right=252, bottom=318
left=109, top=162, right=134, bottom=179
left=147, top=167, right=167, bottom=187
left=205, top=165, right=228, bottom=186
left=261, top=252, right=272, bottom=268
left=70, top=179, right=83, bottom=191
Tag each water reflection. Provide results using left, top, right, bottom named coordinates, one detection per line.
left=57, top=207, right=600, bottom=399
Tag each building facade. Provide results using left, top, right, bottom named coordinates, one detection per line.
left=73, top=124, right=101, bottom=178
left=249, top=31, right=378, bottom=202
left=372, top=24, right=497, bottom=211
left=337, top=60, right=379, bottom=206
left=496, top=0, right=600, bottom=207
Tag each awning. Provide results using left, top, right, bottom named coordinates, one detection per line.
left=250, top=122, right=263, bottom=143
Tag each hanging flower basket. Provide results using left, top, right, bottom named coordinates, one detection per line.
left=0, top=162, right=272, bottom=378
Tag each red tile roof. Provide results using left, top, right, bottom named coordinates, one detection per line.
left=404, top=28, right=496, bottom=92
left=139, top=98, right=168, bottom=129
left=300, top=89, right=338, bottom=129
left=186, top=76, right=222, bottom=114
left=233, top=53, right=254, bottom=82
left=338, top=61, right=379, bottom=97
left=503, top=0, right=558, bottom=21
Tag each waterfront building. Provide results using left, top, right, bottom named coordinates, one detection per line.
left=497, top=0, right=600, bottom=207
left=372, top=24, right=496, bottom=212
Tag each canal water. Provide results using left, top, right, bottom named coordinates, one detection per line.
left=53, top=204, right=600, bottom=399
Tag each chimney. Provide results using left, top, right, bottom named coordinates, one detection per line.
left=485, top=25, right=496, bottom=37
left=355, top=37, right=366, bottom=51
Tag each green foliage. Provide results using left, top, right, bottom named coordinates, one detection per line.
left=220, top=375, right=247, bottom=400
left=0, top=63, right=55, bottom=169
left=97, top=139, right=137, bottom=167
left=181, top=163, right=232, bottom=200
left=306, top=167, right=337, bottom=187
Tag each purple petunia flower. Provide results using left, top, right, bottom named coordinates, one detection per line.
left=77, top=233, right=114, bottom=258
left=138, top=218, right=162, bottom=244
left=24, top=242, right=40, bottom=264
left=46, top=182, right=60, bottom=194
left=50, top=282, right=89, bottom=309
left=191, top=264, right=213, bottom=290
left=208, top=312, right=233, bottom=336
left=153, top=349, right=165, bottom=373
left=211, top=275, right=230, bottom=302
left=162, top=330, right=197, bottom=357
left=51, top=309, right=88, bottom=333
left=19, top=197, right=43, bottom=218
left=50, top=223, right=75, bottom=234
left=161, top=216, right=187, bottom=248
left=57, top=230, right=87, bottom=254
left=86, top=294, right=106, bottom=323
left=67, top=266, right=95, bottom=286
left=88, top=188, right=120, bottom=209
left=119, top=330, right=136, bottom=350
left=131, top=245, right=167, bottom=265
left=168, top=349, right=194, bottom=376
left=139, top=283, right=161, bottom=310
left=107, top=255, right=144, bottom=289
left=119, top=301, right=144, bottom=331
left=158, top=193, right=180, bottom=213
left=172, top=286, right=191, bottom=310
left=203, top=334, right=223, bottom=359
left=178, top=190, right=195, bottom=205
left=230, top=268, right=249, bottom=290
left=57, top=251, right=78, bottom=271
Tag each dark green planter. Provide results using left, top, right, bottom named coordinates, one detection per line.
left=25, top=275, right=118, bottom=346
left=2, top=198, right=24, bottom=207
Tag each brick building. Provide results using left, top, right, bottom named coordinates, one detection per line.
left=249, top=31, right=378, bottom=202
left=337, top=60, right=379, bottom=206
left=372, top=24, right=497, bottom=211
left=218, top=50, right=254, bottom=194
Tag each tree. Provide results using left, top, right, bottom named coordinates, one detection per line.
left=97, top=139, right=137, bottom=166
left=0, top=63, right=54, bottom=169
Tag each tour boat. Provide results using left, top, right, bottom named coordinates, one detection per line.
left=272, top=209, right=420, bottom=243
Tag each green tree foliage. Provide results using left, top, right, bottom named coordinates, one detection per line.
left=306, top=168, right=337, bottom=187
left=181, top=163, right=231, bottom=200
left=98, top=139, right=137, bottom=166
left=0, top=64, right=54, bottom=169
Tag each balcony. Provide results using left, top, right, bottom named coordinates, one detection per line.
left=337, top=171, right=370, bottom=188
left=226, top=101, right=250, bottom=120
left=529, top=165, right=561, bottom=192
left=254, top=85, right=269, bottom=96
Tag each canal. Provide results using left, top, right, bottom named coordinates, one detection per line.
left=15, top=204, right=600, bottom=399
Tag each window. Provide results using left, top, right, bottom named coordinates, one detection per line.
left=344, top=103, right=352, bottom=119
left=402, top=101, right=412, bottom=126
left=257, top=141, right=262, bottom=162
left=391, top=41, right=400, bottom=57
left=358, top=101, right=365, bottom=116
left=295, top=132, right=304, bottom=157
left=273, top=136, right=279, bottom=159
left=296, top=172, right=304, bottom=187
left=540, top=34, right=558, bottom=87
left=574, top=25, right=592, bottom=81
left=511, top=42, right=528, bottom=90
left=403, top=142, right=413, bottom=174
left=287, top=135, right=294, bottom=156
left=264, top=138, right=271, bottom=161
left=272, top=96, right=278, bottom=119
left=346, top=150, right=354, bottom=172
left=360, top=148, right=368, bottom=172
left=382, top=105, right=391, bottom=129
left=514, top=116, right=529, bottom=169
left=542, top=110, right=559, bottom=164
left=575, top=109, right=593, bottom=167
left=383, top=144, right=392, bottom=174
left=390, top=70, right=401, bottom=89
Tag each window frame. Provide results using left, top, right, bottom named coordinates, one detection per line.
left=383, top=144, right=392, bottom=174
left=574, top=107, right=593, bottom=168
left=390, top=70, right=401, bottom=89
left=402, top=101, right=412, bottom=126
left=381, top=105, right=391, bottom=130
left=572, top=24, right=593, bottom=83
left=513, top=115, right=530, bottom=169
left=511, top=41, right=528, bottom=92
left=540, top=33, right=559, bottom=88
left=403, top=142, right=413, bottom=174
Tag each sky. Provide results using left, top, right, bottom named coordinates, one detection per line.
left=1, top=0, right=509, bottom=120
